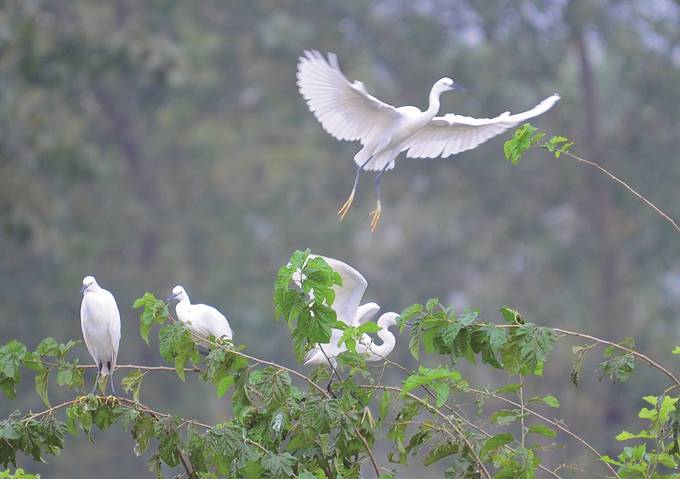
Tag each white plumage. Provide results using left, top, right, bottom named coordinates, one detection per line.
left=297, top=50, right=560, bottom=230
left=166, top=285, right=232, bottom=343
left=80, top=275, right=121, bottom=394
left=303, top=256, right=398, bottom=371
left=356, top=312, right=399, bottom=362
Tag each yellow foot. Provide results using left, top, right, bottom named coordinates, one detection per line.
left=368, top=205, right=382, bottom=232
left=104, top=395, right=118, bottom=407
left=337, top=192, right=355, bottom=220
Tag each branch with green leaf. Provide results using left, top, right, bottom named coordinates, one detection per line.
left=2, top=252, right=680, bottom=478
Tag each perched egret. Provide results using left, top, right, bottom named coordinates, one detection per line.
left=297, top=50, right=560, bottom=230
left=166, top=285, right=233, bottom=344
left=302, top=256, right=398, bottom=391
left=80, top=276, right=121, bottom=394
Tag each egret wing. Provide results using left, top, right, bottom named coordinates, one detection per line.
left=80, top=300, right=97, bottom=362
left=297, top=50, right=399, bottom=144
left=317, top=256, right=368, bottom=326
left=403, top=94, right=560, bottom=159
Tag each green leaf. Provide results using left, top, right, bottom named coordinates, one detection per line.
left=122, top=370, right=145, bottom=403
left=215, top=375, right=234, bottom=398
left=480, top=433, right=514, bottom=457
left=616, top=430, right=654, bottom=441
left=432, top=382, right=449, bottom=408
left=257, top=367, right=291, bottom=408
left=35, top=368, right=50, bottom=407
left=35, top=338, right=59, bottom=357
left=673, top=346, right=680, bottom=355
left=499, top=306, right=523, bottom=324
left=424, top=442, right=459, bottom=466
left=133, top=293, right=169, bottom=345
left=503, top=123, right=543, bottom=165
left=527, top=395, right=560, bottom=408
left=158, top=322, right=197, bottom=381
left=379, top=390, right=390, bottom=421
left=490, top=409, right=521, bottom=426
left=496, top=383, right=521, bottom=394
left=598, top=338, right=635, bottom=383
left=56, top=363, right=83, bottom=389
left=527, top=424, right=556, bottom=438
left=0, top=340, right=28, bottom=399
left=262, top=452, right=296, bottom=479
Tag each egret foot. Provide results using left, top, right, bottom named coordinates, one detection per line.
left=337, top=191, right=355, bottom=220
left=368, top=203, right=382, bottom=232
left=104, top=395, right=118, bottom=407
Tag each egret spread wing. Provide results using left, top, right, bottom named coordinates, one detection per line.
left=297, top=50, right=399, bottom=144
left=403, top=94, right=560, bottom=159
left=315, top=255, right=368, bottom=326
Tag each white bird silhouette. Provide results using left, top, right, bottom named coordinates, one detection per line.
left=302, top=256, right=398, bottom=391
left=356, top=312, right=399, bottom=362
left=166, top=285, right=233, bottom=344
left=297, top=50, right=560, bottom=230
left=80, top=276, right=121, bottom=394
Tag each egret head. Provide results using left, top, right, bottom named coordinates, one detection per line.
left=80, top=275, right=97, bottom=295
left=433, top=77, right=465, bottom=94
left=379, top=312, right=400, bottom=329
left=166, top=285, right=188, bottom=303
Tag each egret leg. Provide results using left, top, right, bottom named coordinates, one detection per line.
left=109, top=372, right=116, bottom=395
left=91, top=362, right=101, bottom=395
left=368, top=162, right=392, bottom=232
left=338, top=156, right=373, bottom=220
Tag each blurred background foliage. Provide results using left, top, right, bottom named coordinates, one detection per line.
left=1, top=0, right=679, bottom=477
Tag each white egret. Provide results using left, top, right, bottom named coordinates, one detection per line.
left=302, top=256, right=398, bottom=392
left=297, top=50, right=560, bottom=230
left=80, top=276, right=121, bottom=394
left=166, top=285, right=233, bottom=344
left=356, top=312, right=399, bottom=362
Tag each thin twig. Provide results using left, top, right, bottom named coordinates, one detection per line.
left=382, top=358, right=620, bottom=479
left=467, top=386, right=621, bottom=479
left=559, top=149, right=680, bottom=236
left=519, top=375, right=526, bottom=449
left=365, top=385, right=492, bottom=479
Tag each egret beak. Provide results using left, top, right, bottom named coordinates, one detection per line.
left=80, top=284, right=87, bottom=295
left=166, top=293, right=178, bottom=303
left=451, top=83, right=466, bottom=93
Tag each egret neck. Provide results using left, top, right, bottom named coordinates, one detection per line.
left=426, top=84, right=445, bottom=117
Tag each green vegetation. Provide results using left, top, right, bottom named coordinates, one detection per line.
left=2, top=0, right=680, bottom=477
left=3, top=249, right=680, bottom=477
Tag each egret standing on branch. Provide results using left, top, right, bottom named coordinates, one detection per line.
left=297, top=50, right=560, bottom=231
left=166, top=285, right=233, bottom=344
left=80, top=276, right=121, bottom=394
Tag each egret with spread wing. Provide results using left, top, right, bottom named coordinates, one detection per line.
left=303, top=256, right=398, bottom=392
left=297, top=50, right=560, bottom=231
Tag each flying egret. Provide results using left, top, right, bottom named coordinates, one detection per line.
left=80, top=276, right=121, bottom=394
left=166, top=285, right=233, bottom=344
left=297, top=50, right=560, bottom=230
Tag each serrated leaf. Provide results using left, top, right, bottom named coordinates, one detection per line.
left=35, top=368, right=50, bottom=406
left=423, top=442, right=458, bottom=466
left=527, top=424, right=556, bottom=438
left=122, top=370, right=145, bottom=403
left=379, top=390, right=390, bottom=421
left=261, top=452, right=296, bottom=478
left=480, top=433, right=514, bottom=457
